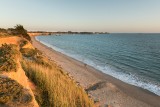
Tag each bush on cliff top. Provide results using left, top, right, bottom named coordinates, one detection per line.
left=0, top=25, right=31, bottom=41
left=14, top=25, right=31, bottom=41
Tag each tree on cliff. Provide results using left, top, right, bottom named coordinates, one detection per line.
left=14, top=25, right=31, bottom=41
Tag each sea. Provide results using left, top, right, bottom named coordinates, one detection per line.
left=36, top=33, right=160, bottom=96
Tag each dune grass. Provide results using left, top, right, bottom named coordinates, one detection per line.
left=21, top=59, right=94, bottom=107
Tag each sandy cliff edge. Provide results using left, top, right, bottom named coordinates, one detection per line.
left=0, top=36, right=38, bottom=107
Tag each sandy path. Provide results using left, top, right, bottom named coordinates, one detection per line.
left=31, top=36, right=160, bottom=107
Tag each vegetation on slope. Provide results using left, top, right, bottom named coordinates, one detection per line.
left=0, top=77, right=32, bottom=105
left=21, top=47, right=94, bottom=107
left=20, top=48, right=52, bottom=68
left=0, top=44, right=19, bottom=72
left=0, top=25, right=94, bottom=107
left=20, top=48, right=40, bottom=57
left=22, top=59, right=94, bottom=107
left=0, top=43, right=33, bottom=106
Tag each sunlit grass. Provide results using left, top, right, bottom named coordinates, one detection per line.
left=21, top=59, right=94, bottom=107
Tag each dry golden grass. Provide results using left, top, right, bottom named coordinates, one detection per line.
left=21, top=59, right=94, bottom=107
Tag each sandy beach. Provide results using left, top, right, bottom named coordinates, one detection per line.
left=31, top=36, right=160, bottom=107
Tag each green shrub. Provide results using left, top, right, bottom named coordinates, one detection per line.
left=20, top=40, right=28, bottom=47
left=33, top=56, right=52, bottom=68
left=20, top=48, right=52, bottom=68
left=0, top=44, right=19, bottom=72
left=20, top=48, right=41, bottom=58
left=14, top=25, right=31, bottom=41
left=0, top=77, right=32, bottom=104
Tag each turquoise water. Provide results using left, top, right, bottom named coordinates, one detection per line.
left=36, top=34, right=160, bottom=96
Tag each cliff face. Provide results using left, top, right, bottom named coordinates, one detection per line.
left=1, top=61, right=39, bottom=107
left=0, top=35, right=95, bottom=107
left=0, top=36, right=39, bottom=107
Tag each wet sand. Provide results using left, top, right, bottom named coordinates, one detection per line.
left=31, top=36, right=160, bottom=107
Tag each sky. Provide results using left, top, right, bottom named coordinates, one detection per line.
left=0, top=0, right=160, bottom=33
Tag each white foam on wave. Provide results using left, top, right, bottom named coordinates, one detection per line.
left=96, top=65, right=160, bottom=96
left=78, top=58, right=160, bottom=96
left=36, top=37, right=160, bottom=96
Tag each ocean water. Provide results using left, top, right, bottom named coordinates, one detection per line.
left=36, top=34, right=160, bottom=96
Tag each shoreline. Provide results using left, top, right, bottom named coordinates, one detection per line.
left=31, top=36, right=160, bottom=107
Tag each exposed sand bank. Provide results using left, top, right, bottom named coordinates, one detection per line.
left=31, top=36, right=160, bottom=107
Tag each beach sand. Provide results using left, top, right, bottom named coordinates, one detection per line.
left=31, top=36, right=160, bottom=107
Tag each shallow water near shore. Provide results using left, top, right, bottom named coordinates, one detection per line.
left=36, top=33, right=160, bottom=96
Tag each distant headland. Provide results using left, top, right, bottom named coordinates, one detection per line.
left=28, top=31, right=109, bottom=36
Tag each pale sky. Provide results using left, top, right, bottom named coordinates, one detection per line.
left=0, top=0, right=160, bottom=33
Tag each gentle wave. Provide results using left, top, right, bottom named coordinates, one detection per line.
left=36, top=37, right=160, bottom=96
